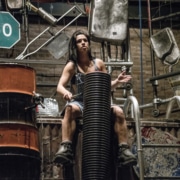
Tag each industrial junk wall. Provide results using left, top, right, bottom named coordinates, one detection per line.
left=0, top=0, right=180, bottom=180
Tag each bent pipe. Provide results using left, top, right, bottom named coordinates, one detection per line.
left=123, top=95, right=144, bottom=180
left=166, top=95, right=180, bottom=119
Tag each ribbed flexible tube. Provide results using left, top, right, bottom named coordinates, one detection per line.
left=82, top=72, right=111, bottom=180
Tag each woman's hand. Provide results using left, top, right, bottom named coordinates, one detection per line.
left=63, top=92, right=72, bottom=101
left=117, top=71, right=132, bottom=83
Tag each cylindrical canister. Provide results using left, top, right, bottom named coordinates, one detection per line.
left=82, top=72, right=111, bottom=180
left=0, top=63, right=40, bottom=179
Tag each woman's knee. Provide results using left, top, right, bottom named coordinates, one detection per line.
left=64, top=105, right=81, bottom=118
left=112, top=106, right=125, bottom=122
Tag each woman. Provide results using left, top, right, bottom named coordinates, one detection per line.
left=53, top=30, right=137, bottom=167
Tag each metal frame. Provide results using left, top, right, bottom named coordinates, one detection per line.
left=16, top=4, right=86, bottom=60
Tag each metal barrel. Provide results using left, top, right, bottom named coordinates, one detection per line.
left=0, top=63, right=36, bottom=95
left=82, top=72, right=111, bottom=180
left=0, top=64, right=40, bottom=179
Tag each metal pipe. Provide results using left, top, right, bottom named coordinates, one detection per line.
left=147, top=0, right=159, bottom=111
left=152, top=11, right=180, bottom=22
left=107, top=43, right=112, bottom=74
left=0, top=58, right=133, bottom=66
left=123, top=95, right=144, bottom=180
left=16, top=5, right=84, bottom=60
left=147, top=71, right=180, bottom=82
left=104, top=61, right=133, bottom=67
left=139, top=102, right=154, bottom=109
left=126, top=29, right=134, bottom=96
left=144, top=177, right=180, bottom=179
left=20, top=13, right=82, bottom=59
left=0, top=58, right=66, bottom=65
left=139, top=97, right=175, bottom=109
left=23, top=0, right=29, bottom=50
left=143, top=144, right=180, bottom=148
left=166, top=96, right=180, bottom=119
left=138, top=0, right=144, bottom=117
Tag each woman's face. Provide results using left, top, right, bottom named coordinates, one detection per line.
left=76, top=34, right=90, bottom=54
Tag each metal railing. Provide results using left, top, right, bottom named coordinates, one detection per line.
left=124, top=95, right=144, bottom=180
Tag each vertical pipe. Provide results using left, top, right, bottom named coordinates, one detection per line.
left=139, top=0, right=144, bottom=117
left=22, top=0, right=29, bottom=56
left=124, top=96, right=144, bottom=180
left=147, top=0, right=158, bottom=110
left=107, top=43, right=112, bottom=74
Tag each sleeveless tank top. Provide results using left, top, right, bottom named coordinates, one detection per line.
left=71, top=58, right=99, bottom=101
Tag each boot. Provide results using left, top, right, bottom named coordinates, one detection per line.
left=53, top=141, right=74, bottom=165
left=117, top=144, right=137, bottom=167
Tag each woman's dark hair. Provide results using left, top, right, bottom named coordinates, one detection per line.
left=68, top=30, right=93, bottom=63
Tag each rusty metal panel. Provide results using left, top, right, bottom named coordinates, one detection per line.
left=88, top=0, right=128, bottom=44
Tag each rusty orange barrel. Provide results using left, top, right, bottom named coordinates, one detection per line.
left=0, top=122, right=39, bottom=152
left=0, top=64, right=40, bottom=179
left=0, top=63, right=36, bottom=95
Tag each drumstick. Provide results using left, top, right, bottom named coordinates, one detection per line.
left=72, top=93, right=82, bottom=99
